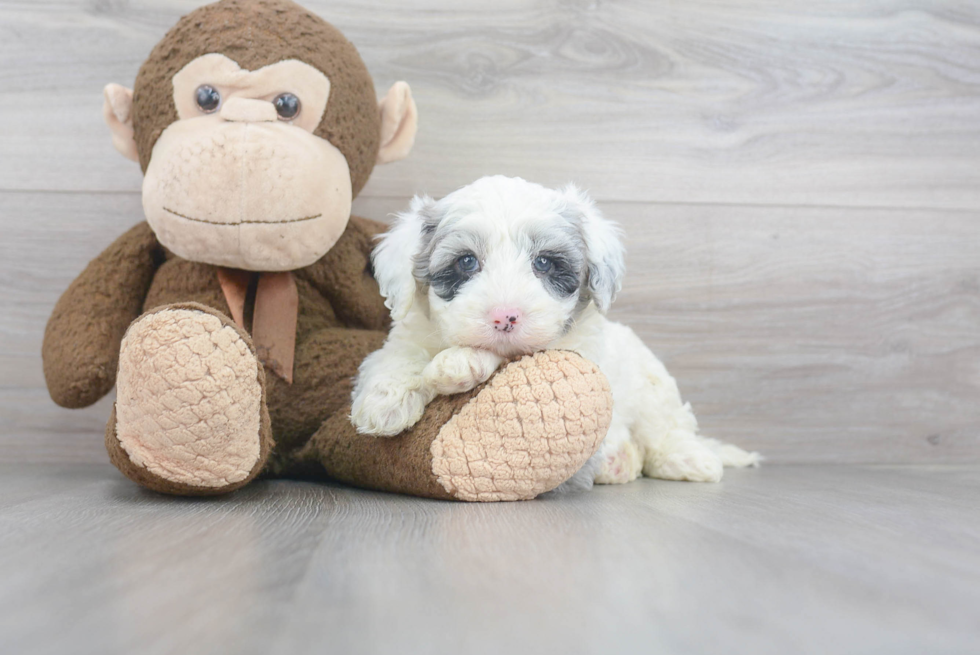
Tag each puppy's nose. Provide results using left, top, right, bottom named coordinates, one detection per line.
left=489, top=307, right=523, bottom=333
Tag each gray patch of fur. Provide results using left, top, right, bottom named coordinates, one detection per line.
left=411, top=202, right=445, bottom=284
left=554, top=196, right=624, bottom=313
left=411, top=209, right=490, bottom=301
left=526, top=223, right=588, bottom=300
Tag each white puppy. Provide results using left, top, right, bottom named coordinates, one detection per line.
left=351, top=176, right=759, bottom=485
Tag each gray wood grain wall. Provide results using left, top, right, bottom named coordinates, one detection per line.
left=1, top=0, right=977, bottom=464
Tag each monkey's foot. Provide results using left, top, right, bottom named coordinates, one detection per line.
left=107, top=303, right=272, bottom=495
left=302, top=350, right=613, bottom=502
left=430, top=351, right=613, bottom=501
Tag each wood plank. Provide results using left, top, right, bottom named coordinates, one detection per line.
left=611, top=202, right=980, bottom=463
left=0, top=464, right=977, bottom=654
left=0, top=1, right=978, bottom=208
left=2, top=191, right=977, bottom=464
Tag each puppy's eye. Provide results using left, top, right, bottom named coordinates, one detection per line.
left=533, top=255, right=554, bottom=274
left=455, top=254, right=480, bottom=274
left=274, top=93, right=301, bottom=121
left=195, top=85, right=221, bottom=113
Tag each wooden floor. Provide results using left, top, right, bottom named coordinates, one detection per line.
left=2, top=2, right=978, bottom=653
left=1, top=463, right=977, bottom=655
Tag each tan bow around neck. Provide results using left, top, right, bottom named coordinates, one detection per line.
left=216, top=268, right=298, bottom=384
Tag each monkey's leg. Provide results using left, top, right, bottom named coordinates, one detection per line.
left=262, top=327, right=388, bottom=455
left=296, top=350, right=613, bottom=502
left=105, top=303, right=273, bottom=496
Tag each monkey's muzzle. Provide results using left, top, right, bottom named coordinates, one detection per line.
left=142, top=118, right=353, bottom=271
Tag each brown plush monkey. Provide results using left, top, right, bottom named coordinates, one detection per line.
left=42, top=0, right=612, bottom=501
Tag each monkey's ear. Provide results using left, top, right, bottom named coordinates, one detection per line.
left=376, top=81, right=418, bottom=165
left=103, top=83, right=139, bottom=163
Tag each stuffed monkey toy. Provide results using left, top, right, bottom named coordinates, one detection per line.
left=42, top=0, right=612, bottom=502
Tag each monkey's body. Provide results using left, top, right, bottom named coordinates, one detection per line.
left=46, top=215, right=388, bottom=442
left=41, top=0, right=612, bottom=501
left=138, top=217, right=390, bottom=456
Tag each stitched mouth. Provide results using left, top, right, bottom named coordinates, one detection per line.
left=163, top=207, right=322, bottom=226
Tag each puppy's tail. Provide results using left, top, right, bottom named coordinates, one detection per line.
left=698, top=435, right=763, bottom=468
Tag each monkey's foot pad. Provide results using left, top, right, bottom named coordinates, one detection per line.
left=431, top=350, right=613, bottom=502
left=113, top=307, right=264, bottom=491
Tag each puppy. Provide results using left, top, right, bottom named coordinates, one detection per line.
left=351, top=176, right=759, bottom=485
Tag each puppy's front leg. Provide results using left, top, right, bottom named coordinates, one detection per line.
left=423, top=347, right=503, bottom=395
left=351, top=344, right=435, bottom=437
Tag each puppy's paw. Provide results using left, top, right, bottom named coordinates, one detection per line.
left=423, top=347, right=503, bottom=395
left=649, top=447, right=724, bottom=483
left=594, top=441, right=643, bottom=485
left=350, top=379, right=429, bottom=437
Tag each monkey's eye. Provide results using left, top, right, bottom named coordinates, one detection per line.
left=455, top=254, right=480, bottom=274
left=533, top=255, right=555, bottom=274
left=195, top=85, right=221, bottom=113
left=274, top=93, right=301, bottom=121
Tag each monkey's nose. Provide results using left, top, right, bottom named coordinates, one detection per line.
left=220, top=97, right=278, bottom=123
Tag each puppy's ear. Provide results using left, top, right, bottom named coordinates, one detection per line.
left=559, top=185, right=626, bottom=313
left=372, top=194, right=433, bottom=321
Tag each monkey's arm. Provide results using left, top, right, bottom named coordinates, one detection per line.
left=298, top=215, right=391, bottom=331
left=42, top=222, right=163, bottom=408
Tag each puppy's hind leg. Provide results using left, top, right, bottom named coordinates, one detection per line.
left=635, top=391, right=760, bottom=482
left=627, top=355, right=726, bottom=482
left=615, top=327, right=759, bottom=482
left=638, top=400, right=725, bottom=483
left=593, top=415, right=644, bottom=485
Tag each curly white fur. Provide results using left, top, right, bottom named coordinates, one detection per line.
left=352, top=175, right=760, bottom=484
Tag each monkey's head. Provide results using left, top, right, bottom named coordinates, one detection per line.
left=103, top=0, right=417, bottom=271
